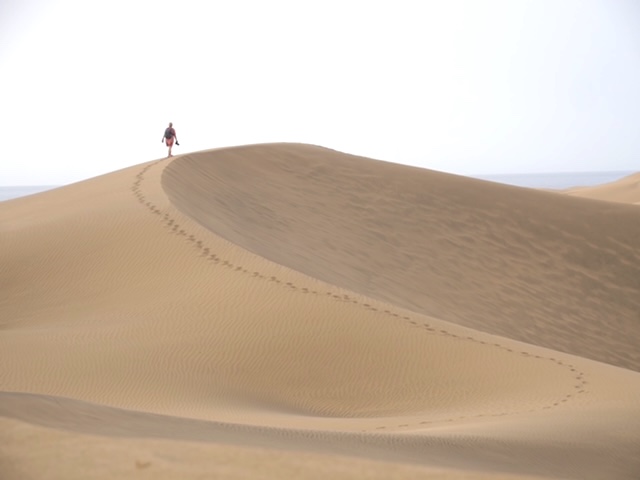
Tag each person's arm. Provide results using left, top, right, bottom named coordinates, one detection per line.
left=173, top=129, right=179, bottom=145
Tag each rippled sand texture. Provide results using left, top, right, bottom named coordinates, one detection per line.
left=1, top=144, right=639, bottom=479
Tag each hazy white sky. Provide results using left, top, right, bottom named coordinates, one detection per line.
left=1, top=0, right=639, bottom=185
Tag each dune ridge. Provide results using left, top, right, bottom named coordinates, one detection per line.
left=562, top=172, right=640, bottom=205
left=1, top=143, right=640, bottom=479
left=162, top=144, right=640, bottom=371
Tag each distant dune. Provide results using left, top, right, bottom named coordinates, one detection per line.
left=562, top=172, right=640, bottom=205
left=1, top=144, right=639, bottom=479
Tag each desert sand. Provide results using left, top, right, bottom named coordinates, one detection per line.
left=1, top=143, right=639, bottom=479
left=562, top=172, right=640, bottom=205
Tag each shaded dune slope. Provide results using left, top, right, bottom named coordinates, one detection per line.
left=2, top=389, right=639, bottom=480
left=163, top=144, right=640, bottom=371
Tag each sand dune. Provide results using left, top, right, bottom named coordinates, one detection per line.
left=562, top=172, right=640, bottom=205
left=163, top=144, right=640, bottom=371
left=1, top=144, right=639, bottom=479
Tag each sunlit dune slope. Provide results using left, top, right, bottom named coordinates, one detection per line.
left=163, top=144, right=640, bottom=371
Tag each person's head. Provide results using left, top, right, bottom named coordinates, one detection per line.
left=169, top=122, right=173, bottom=127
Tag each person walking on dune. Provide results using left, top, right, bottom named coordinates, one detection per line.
left=162, top=122, right=179, bottom=157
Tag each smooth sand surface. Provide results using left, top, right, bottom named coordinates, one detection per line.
left=562, top=172, right=640, bottom=205
left=1, top=144, right=639, bottom=479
